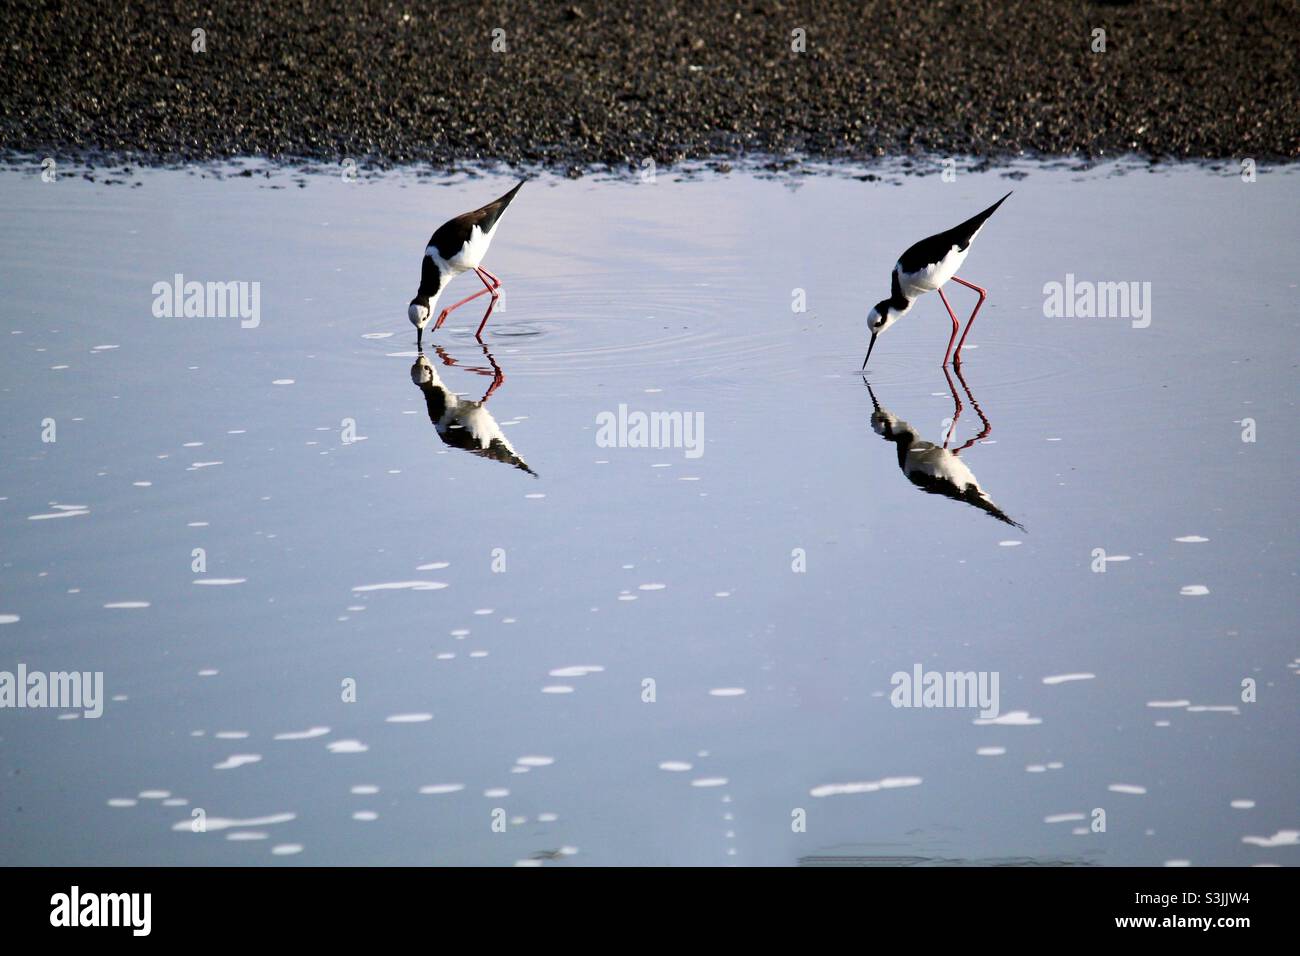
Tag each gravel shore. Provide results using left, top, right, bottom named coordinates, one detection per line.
left=2, top=1, right=1296, bottom=168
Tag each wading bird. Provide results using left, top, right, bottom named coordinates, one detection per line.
left=863, top=192, right=1011, bottom=369
left=409, top=181, right=525, bottom=346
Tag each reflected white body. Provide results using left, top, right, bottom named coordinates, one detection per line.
left=873, top=411, right=983, bottom=496
left=412, top=357, right=512, bottom=453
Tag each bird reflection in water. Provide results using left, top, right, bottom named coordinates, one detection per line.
left=864, top=366, right=1023, bottom=531
left=410, top=344, right=536, bottom=476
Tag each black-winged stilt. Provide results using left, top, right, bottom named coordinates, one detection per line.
left=863, top=192, right=1011, bottom=369
left=410, top=346, right=536, bottom=476
left=408, top=181, right=525, bottom=347
left=864, top=368, right=1024, bottom=530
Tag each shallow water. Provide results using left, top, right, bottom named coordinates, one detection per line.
left=1, top=160, right=1297, bottom=866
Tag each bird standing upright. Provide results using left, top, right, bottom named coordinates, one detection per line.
left=408, top=180, right=525, bottom=347
left=863, top=192, right=1011, bottom=369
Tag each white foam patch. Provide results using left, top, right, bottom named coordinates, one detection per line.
left=1174, top=535, right=1209, bottom=543
left=658, top=761, right=693, bottom=772
left=1147, top=699, right=1192, bottom=708
left=326, top=739, right=368, bottom=754
left=976, top=746, right=1006, bottom=756
left=28, top=506, right=90, bottom=520
left=1044, top=813, right=1086, bottom=824
left=213, top=754, right=262, bottom=770
left=352, top=811, right=378, bottom=822
left=1241, top=830, right=1299, bottom=848
left=515, top=756, right=554, bottom=767
left=172, top=813, right=295, bottom=833
left=273, top=726, right=330, bottom=740
left=1179, top=585, right=1210, bottom=596
left=1108, top=783, right=1147, bottom=795
left=810, top=776, right=922, bottom=798
left=271, top=844, right=304, bottom=856
left=691, top=777, right=730, bottom=788
left=138, top=790, right=171, bottom=799
left=548, top=665, right=604, bottom=677
left=541, top=685, right=574, bottom=694
left=1042, top=673, right=1095, bottom=685
left=418, top=784, right=464, bottom=795
left=107, top=798, right=137, bottom=808
left=484, top=788, right=510, bottom=798
left=1231, top=800, right=1255, bottom=809
left=416, top=561, right=450, bottom=570
left=0, top=615, right=19, bottom=625
left=227, top=831, right=268, bottom=841
left=638, top=583, right=667, bottom=591
left=709, top=687, right=746, bottom=697
left=104, top=601, right=150, bottom=609
left=973, top=710, right=1042, bottom=726
left=352, top=581, right=448, bottom=592
left=351, top=785, right=380, bottom=795
left=386, top=713, right=433, bottom=723
left=193, top=578, right=247, bottom=586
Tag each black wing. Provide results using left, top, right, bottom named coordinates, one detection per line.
left=427, top=180, right=525, bottom=260
left=897, top=192, right=1011, bottom=273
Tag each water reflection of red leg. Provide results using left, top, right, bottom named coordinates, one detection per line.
left=941, top=364, right=964, bottom=448
left=950, top=275, right=988, bottom=364
left=949, top=362, right=991, bottom=455
left=434, top=343, right=505, bottom=403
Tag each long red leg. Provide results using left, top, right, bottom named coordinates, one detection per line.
left=950, top=276, right=988, bottom=364
left=472, top=267, right=501, bottom=339
left=433, top=285, right=492, bottom=331
left=937, top=287, right=961, bottom=367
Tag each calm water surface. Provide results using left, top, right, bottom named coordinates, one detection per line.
left=1, top=160, right=1296, bottom=865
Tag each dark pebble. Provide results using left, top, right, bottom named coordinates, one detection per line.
left=0, top=1, right=1295, bottom=169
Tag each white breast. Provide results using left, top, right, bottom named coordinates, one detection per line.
left=897, top=244, right=969, bottom=297
left=427, top=221, right=499, bottom=278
